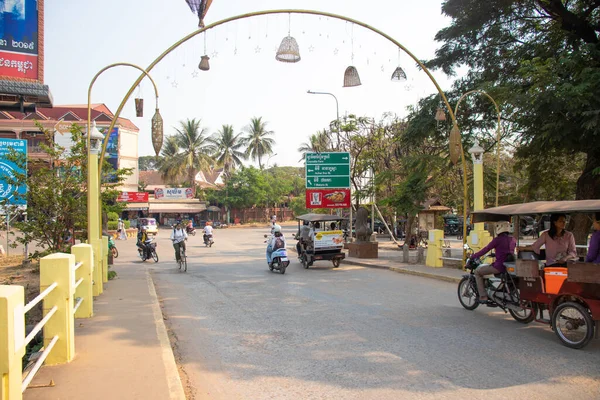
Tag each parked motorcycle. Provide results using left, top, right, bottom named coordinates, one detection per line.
left=457, top=246, right=533, bottom=323
left=203, top=234, right=214, bottom=247
left=138, top=238, right=159, bottom=262
left=108, top=236, right=118, bottom=258
left=186, top=226, right=196, bottom=236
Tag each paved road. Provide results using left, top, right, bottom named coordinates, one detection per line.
left=138, top=226, right=600, bottom=400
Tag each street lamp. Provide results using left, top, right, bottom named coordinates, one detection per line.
left=306, top=90, right=340, bottom=149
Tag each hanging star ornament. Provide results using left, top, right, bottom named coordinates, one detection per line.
left=255, top=45, right=262, bottom=53
left=333, top=48, right=339, bottom=55
left=308, top=45, right=315, bottom=52
left=192, top=70, right=199, bottom=78
left=211, top=51, right=218, bottom=58
left=172, top=81, right=178, bottom=88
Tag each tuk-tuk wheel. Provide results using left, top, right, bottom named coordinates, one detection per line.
left=552, top=301, right=595, bottom=349
left=332, top=258, right=340, bottom=268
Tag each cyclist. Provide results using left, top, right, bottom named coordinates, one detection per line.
left=170, top=221, right=188, bottom=263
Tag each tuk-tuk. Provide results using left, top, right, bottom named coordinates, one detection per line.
left=470, top=200, right=600, bottom=349
left=296, top=213, right=347, bottom=269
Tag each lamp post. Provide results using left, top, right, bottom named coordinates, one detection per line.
left=306, top=90, right=340, bottom=149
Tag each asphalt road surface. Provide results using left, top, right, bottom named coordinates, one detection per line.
left=130, top=226, right=600, bottom=400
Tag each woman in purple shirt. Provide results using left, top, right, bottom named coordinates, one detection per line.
left=531, top=213, right=577, bottom=266
left=471, top=221, right=516, bottom=303
left=585, top=212, right=600, bottom=263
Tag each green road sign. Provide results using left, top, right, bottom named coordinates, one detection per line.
left=306, top=176, right=350, bottom=189
left=305, top=152, right=351, bottom=188
left=305, top=152, right=350, bottom=165
left=306, top=164, right=350, bottom=177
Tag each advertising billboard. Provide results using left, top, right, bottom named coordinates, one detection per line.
left=0, top=138, right=27, bottom=205
left=154, top=187, right=194, bottom=200
left=305, top=189, right=350, bottom=209
left=0, top=0, right=39, bottom=80
left=117, top=192, right=149, bottom=203
left=101, top=127, right=119, bottom=183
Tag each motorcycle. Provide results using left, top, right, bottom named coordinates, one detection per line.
left=138, top=238, right=159, bottom=262
left=108, top=236, right=118, bottom=258
left=264, top=234, right=289, bottom=274
left=186, top=226, right=196, bottom=236
left=457, top=246, right=533, bottom=323
left=203, top=233, right=214, bottom=247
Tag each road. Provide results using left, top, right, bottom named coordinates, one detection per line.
left=128, top=226, right=600, bottom=400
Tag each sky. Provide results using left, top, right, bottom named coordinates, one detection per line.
left=44, top=0, right=454, bottom=168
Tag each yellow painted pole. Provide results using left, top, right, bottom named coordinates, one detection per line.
left=40, top=253, right=75, bottom=365
left=71, top=244, right=94, bottom=318
left=91, top=240, right=103, bottom=296
left=0, top=285, right=25, bottom=400
left=425, top=229, right=444, bottom=267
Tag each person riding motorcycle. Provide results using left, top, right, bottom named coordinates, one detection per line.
left=186, top=219, right=195, bottom=234
left=170, top=222, right=188, bottom=262
left=203, top=222, right=214, bottom=244
left=267, top=224, right=286, bottom=265
left=470, top=221, right=516, bottom=304
left=136, top=227, right=150, bottom=259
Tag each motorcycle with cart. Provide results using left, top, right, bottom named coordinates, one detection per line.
left=295, top=214, right=346, bottom=269
left=459, top=200, right=600, bottom=349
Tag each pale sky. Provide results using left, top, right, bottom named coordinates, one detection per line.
left=45, top=1, right=453, bottom=168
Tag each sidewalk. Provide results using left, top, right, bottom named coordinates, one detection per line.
left=23, top=263, right=185, bottom=400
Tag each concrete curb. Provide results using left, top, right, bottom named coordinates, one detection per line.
left=342, top=259, right=462, bottom=283
left=146, top=270, right=187, bottom=400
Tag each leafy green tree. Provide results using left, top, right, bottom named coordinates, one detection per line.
left=138, top=155, right=158, bottom=171
left=426, top=0, right=600, bottom=240
left=2, top=124, right=130, bottom=257
left=297, top=130, right=332, bottom=162
left=223, top=166, right=268, bottom=209
left=242, top=117, right=275, bottom=169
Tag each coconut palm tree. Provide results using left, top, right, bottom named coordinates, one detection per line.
left=242, top=116, right=275, bottom=169
left=173, top=118, right=215, bottom=189
left=297, top=130, right=332, bottom=162
left=210, top=124, right=246, bottom=178
left=156, top=135, right=184, bottom=185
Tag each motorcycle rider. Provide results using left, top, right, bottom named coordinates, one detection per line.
left=203, top=221, right=214, bottom=244
left=186, top=219, right=195, bottom=234
left=136, top=227, right=150, bottom=259
left=470, top=221, right=516, bottom=303
left=170, top=221, right=188, bottom=262
left=267, top=224, right=286, bottom=265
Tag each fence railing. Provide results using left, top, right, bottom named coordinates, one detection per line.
left=0, top=242, right=102, bottom=399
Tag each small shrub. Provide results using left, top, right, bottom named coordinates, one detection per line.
left=107, top=212, right=119, bottom=222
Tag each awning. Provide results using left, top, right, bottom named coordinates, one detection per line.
left=148, top=202, right=207, bottom=213
left=207, top=206, right=221, bottom=212
left=471, top=200, right=600, bottom=223
left=125, top=203, right=149, bottom=211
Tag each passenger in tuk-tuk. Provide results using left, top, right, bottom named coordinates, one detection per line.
left=296, top=220, right=311, bottom=256
left=585, top=212, right=600, bottom=263
left=470, top=221, right=516, bottom=303
left=530, top=213, right=577, bottom=266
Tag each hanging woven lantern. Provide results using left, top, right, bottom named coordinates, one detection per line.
left=134, top=98, right=144, bottom=118
left=449, top=124, right=461, bottom=165
left=151, top=108, right=164, bottom=157
left=275, top=35, right=301, bottom=63
left=390, top=66, right=407, bottom=82
left=198, top=55, right=210, bottom=71
left=343, top=66, right=362, bottom=87
left=435, top=107, right=446, bottom=121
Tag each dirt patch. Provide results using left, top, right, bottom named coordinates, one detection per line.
left=0, top=255, right=43, bottom=326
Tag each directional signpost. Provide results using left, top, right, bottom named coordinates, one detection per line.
left=305, top=152, right=351, bottom=189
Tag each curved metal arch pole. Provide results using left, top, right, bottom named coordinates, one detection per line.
left=101, top=8, right=467, bottom=250
left=453, top=89, right=502, bottom=207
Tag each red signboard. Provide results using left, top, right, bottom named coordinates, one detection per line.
left=117, top=192, right=149, bottom=202
left=0, top=51, right=37, bottom=79
left=306, top=189, right=351, bottom=208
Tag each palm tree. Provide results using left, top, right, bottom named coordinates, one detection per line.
left=156, top=135, right=184, bottom=184
left=297, top=130, right=331, bottom=162
left=173, top=118, right=215, bottom=189
left=242, top=116, right=275, bottom=169
left=210, top=124, right=246, bottom=177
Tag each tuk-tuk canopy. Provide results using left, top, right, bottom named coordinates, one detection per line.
left=295, top=213, right=348, bottom=222
left=471, top=200, right=600, bottom=223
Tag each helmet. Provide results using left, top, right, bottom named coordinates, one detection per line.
left=495, top=221, right=511, bottom=235
left=273, top=224, right=282, bottom=233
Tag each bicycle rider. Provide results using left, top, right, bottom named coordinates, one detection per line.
left=170, top=221, right=188, bottom=263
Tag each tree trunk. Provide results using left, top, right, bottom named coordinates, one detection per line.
left=571, top=150, right=600, bottom=247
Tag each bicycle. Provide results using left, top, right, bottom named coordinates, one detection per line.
left=178, top=246, right=187, bottom=272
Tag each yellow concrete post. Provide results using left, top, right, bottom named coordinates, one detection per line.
left=40, top=253, right=75, bottom=365
left=90, top=239, right=103, bottom=296
left=101, top=236, right=108, bottom=283
left=0, top=285, right=25, bottom=400
left=71, top=244, right=94, bottom=318
left=425, top=229, right=444, bottom=268
left=467, top=142, right=493, bottom=254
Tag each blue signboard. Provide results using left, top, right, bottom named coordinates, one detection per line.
left=0, top=138, right=27, bottom=205
left=103, top=127, right=119, bottom=183
left=0, top=0, right=39, bottom=55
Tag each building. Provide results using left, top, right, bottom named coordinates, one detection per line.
left=0, top=103, right=140, bottom=192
